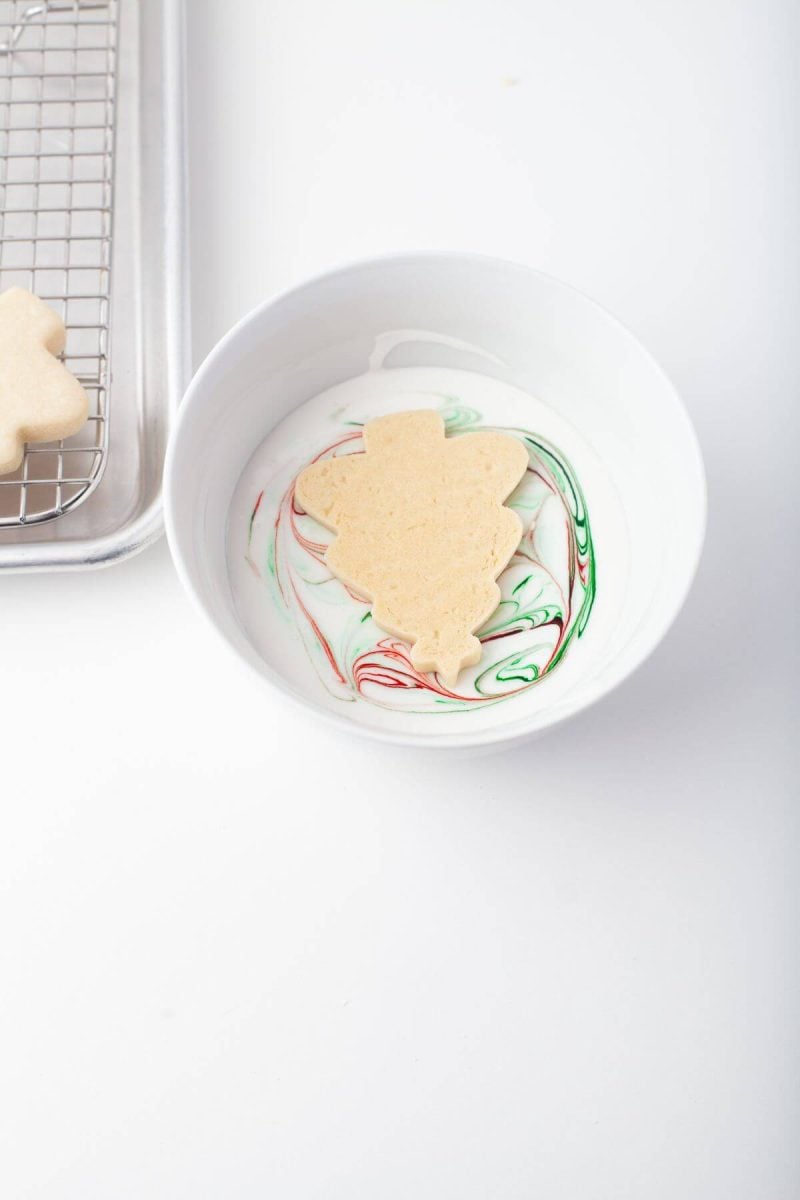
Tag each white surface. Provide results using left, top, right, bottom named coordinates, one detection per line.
left=1, top=1, right=797, bottom=1196
left=169, top=255, right=702, bottom=744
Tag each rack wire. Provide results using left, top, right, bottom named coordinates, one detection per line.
left=0, top=0, right=116, bottom=526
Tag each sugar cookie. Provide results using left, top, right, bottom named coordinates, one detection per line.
left=296, top=409, right=529, bottom=685
left=0, top=287, right=89, bottom=475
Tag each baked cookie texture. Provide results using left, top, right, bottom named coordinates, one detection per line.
left=0, top=287, right=89, bottom=476
left=296, top=409, right=529, bottom=685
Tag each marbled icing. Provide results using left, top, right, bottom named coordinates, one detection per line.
left=243, top=401, right=595, bottom=713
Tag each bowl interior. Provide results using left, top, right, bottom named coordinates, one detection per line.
left=165, top=255, right=705, bottom=746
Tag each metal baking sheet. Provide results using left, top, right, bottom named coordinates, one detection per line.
left=0, top=0, right=188, bottom=570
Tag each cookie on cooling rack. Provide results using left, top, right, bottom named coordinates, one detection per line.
left=0, top=287, right=89, bottom=476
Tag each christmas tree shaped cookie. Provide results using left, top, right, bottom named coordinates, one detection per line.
left=0, top=287, right=89, bottom=475
left=296, top=409, right=529, bottom=685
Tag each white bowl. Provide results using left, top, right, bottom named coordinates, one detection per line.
left=164, top=253, right=706, bottom=749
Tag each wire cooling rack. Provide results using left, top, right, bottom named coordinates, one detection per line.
left=0, top=0, right=116, bottom=526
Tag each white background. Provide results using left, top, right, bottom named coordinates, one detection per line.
left=2, top=1, right=798, bottom=1196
